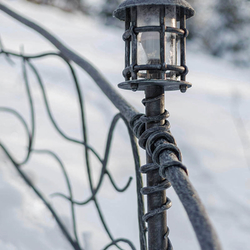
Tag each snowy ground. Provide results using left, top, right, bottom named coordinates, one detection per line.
left=0, top=1, right=250, bottom=250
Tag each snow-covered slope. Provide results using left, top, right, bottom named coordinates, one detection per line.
left=0, top=1, right=249, bottom=250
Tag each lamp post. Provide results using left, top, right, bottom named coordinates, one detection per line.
left=114, top=1, right=194, bottom=250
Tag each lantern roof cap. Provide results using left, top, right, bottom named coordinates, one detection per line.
left=114, top=0, right=194, bottom=21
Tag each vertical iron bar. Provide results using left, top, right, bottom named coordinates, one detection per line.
left=125, top=8, right=130, bottom=81
left=131, top=7, right=137, bottom=80
left=145, top=85, right=167, bottom=250
left=160, top=6, right=165, bottom=80
left=180, top=9, right=186, bottom=81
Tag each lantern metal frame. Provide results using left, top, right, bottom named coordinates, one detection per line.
left=114, top=0, right=195, bottom=92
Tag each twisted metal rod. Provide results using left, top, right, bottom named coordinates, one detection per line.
left=32, top=149, right=80, bottom=244
left=51, top=113, right=133, bottom=205
left=1, top=48, right=131, bottom=202
left=0, top=53, right=82, bottom=250
left=0, top=47, right=140, bottom=250
left=131, top=112, right=222, bottom=250
left=0, top=146, right=82, bottom=250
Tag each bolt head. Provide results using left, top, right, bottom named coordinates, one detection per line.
left=180, top=84, right=187, bottom=93
left=131, top=83, right=138, bottom=92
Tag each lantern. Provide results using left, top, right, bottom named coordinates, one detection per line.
left=114, top=0, right=195, bottom=93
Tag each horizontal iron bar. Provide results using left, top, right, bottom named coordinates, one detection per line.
left=134, top=26, right=161, bottom=33
left=133, top=26, right=185, bottom=35
left=135, top=64, right=186, bottom=73
left=166, top=26, right=185, bottom=36
left=123, top=26, right=185, bottom=40
left=123, top=64, right=186, bottom=77
left=135, top=64, right=162, bottom=70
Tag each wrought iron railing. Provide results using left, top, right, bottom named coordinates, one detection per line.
left=0, top=3, right=222, bottom=250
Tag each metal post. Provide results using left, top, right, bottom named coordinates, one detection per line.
left=145, top=85, right=168, bottom=250
left=180, top=9, right=186, bottom=82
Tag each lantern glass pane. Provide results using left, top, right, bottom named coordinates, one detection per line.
left=165, top=6, right=177, bottom=79
left=137, top=33, right=147, bottom=65
left=137, top=5, right=160, bottom=26
left=137, top=32, right=160, bottom=65
left=137, top=6, right=160, bottom=66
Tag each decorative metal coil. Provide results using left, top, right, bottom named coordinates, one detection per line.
left=130, top=95, right=188, bottom=250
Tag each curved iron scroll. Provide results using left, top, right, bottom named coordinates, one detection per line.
left=0, top=45, right=146, bottom=250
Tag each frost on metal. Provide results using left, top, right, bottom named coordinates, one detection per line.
left=114, top=0, right=195, bottom=20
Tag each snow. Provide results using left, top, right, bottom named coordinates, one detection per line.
left=0, top=0, right=250, bottom=250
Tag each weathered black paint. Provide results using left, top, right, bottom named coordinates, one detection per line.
left=145, top=85, right=167, bottom=250
left=117, top=1, right=192, bottom=93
